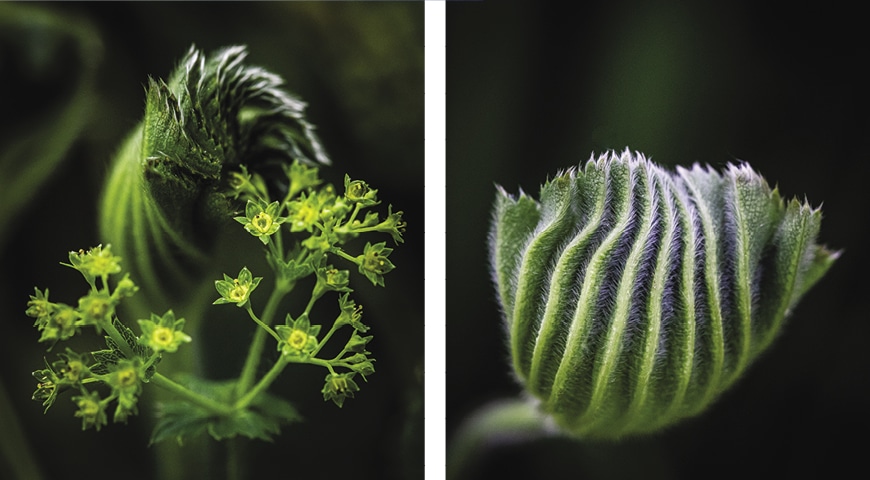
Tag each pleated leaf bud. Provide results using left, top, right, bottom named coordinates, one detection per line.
left=99, top=45, right=329, bottom=306
left=489, top=149, right=839, bottom=439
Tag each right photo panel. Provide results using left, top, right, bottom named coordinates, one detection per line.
left=447, top=2, right=866, bottom=479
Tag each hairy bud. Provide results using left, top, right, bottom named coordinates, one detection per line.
left=99, top=45, right=329, bottom=306
left=489, top=149, right=839, bottom=438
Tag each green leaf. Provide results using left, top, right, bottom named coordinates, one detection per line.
left=99, top=45, right=330, bottom=305
left=150, top=376, right=301, bottom=445
left=489, top=150, right=839, bottom=439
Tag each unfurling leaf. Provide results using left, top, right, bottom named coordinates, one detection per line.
left=489, top=149, right=839, bottom=439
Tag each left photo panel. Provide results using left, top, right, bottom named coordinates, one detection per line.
left=0, top=3, right=424, bottom=479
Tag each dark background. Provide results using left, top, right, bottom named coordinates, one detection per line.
left=0, top=3, right=423, bottom=480
left=448, top=2, right=868, bottom=479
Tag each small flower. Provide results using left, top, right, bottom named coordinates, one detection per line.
left=276, top=314, right=320, bottom=358
left=52, top=349, right=89, bottom=384
left=344, top=175, right=379, bottom=206
left=336, top=293, right=368, bottom=332
left=73, top=390, right=107, bottom=431
left=344, top=332, right=373, bottom=354
left=25, top=288, right=54, bottom=328
left=138, top=310, right=191, bottom=353
left=318, top=189, right=351, bottom=225
left=235, top=200, right=286, bottom=244
left=214, top=267, right=262, bottom=307
left=77, top=291, right=115, bottom=329
left=322, top=372, right=360, bottom=408
left=349, top=358, right=376, bottom=378
left=66, top=245, right=122, bottom=283
left=284, top=160, right=322, bottom=199
left=286, top=193, right=321, bottom=232
left=378, top=205, right=406, bottom=245
left=312, top=266, right=351, bottom=299
left=108, top=359, right=143, bottom=424
left=356, top=242, right=396, bottom=287
left=32, top=361, right=61, bottom=412
left=109, top=359, right=142, bottom=395
left=113, top=274, right=139, bottom=299
left=38, top=304, right=80, bottom=343
left=227, top=165, right=268, bottom=200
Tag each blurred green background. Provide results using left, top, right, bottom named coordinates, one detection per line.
left=448, top=2, right=868, bottom=479
left=0, top=3, right=422, bottom=479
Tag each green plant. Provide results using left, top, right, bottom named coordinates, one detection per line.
left=23, top=44, right=405, bottom=464
left=450, top=149, right=838, bottom=475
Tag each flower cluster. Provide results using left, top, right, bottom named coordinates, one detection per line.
left=214, top=159, right=403, bottom=408
left=25, top=45, right=409, bottom=447
left=26, top=246, right=133, bottom=342
left=25, top=247, right=190, bottom=430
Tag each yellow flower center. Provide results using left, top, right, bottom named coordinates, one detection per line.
left=347, top=181, right=369, bottom=201
left=79, top=398, right=100, bottom=416
left=152, top=327, right=175, bottom=347
left=252, top=212, right=273, bottom=233
left=87, top=300, right=108, bottom=318
left=292, top=204, right=317, bottom=228
left=229, top=280, right=248, bottom=302
left=288, top=329, right=308, bottom=350
left=54, top=310, right=75, bottom=328
left=364, top=251, right=386, bottom=273
left=65, top=360, right=85, bottom=382
left=331, top=376, right=349, bottom=393
left=116, top=367, right=138, bottom=388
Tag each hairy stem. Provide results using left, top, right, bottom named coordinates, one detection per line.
left=447, top=398, right=552, bottom=480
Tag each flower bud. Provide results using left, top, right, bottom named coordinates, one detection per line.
left=489, top=150, right=839, bottom=439
left=99, top=45, right=329, bottom=306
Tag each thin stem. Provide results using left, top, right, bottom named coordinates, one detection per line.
left=311, top=322, right=340, bottom=357
left=226, top=438, right=243, bottom=480
left=245, top=304, right=281, bottom=342
left=142, top=352, right=161, bottom=372
left=447, top=398, right=553, bottom=480
left=331, top=247, right=360, bottom=266
left=293, top=356, right=337, bottom=373
left=302, top=293, right=319, bottom=316
left=235, top=285, right=289, bottom=398
left=150, top=373, right=234, bottom=416
left=346, top=203, right=362, bottom=226
left=269, top=225, right=285, bottom=263
left=234, top=356, right=289, bottom=410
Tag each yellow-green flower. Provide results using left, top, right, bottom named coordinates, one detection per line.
left=356, top=241, right=396, bottom=287
left=32, top=361, right=61, bottom=412
left=336, top=293, right=368, bottom=332
left=214, top=267, right=262, bottom=307
left=38, top=304, right=80, bottom=342
left=25, top=288, right=54, bottom=328
left=235, top=200, right=286, bottom=244
left=73, top=390, right=107, bottom=431
left=321, top=372, right=360, bottom=408
left=276, top=314, right=320, bottom=358
left=53, top=349, right=89, bottom=384
left=343, top=174, right=379, bottom=206
left=66, top=244, right=122, bottom=281
left=138, top=310, right=191, bottom=353
left=286, top=193, right=321, bottom=232
left=77, top=291, right=115, bottom=328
